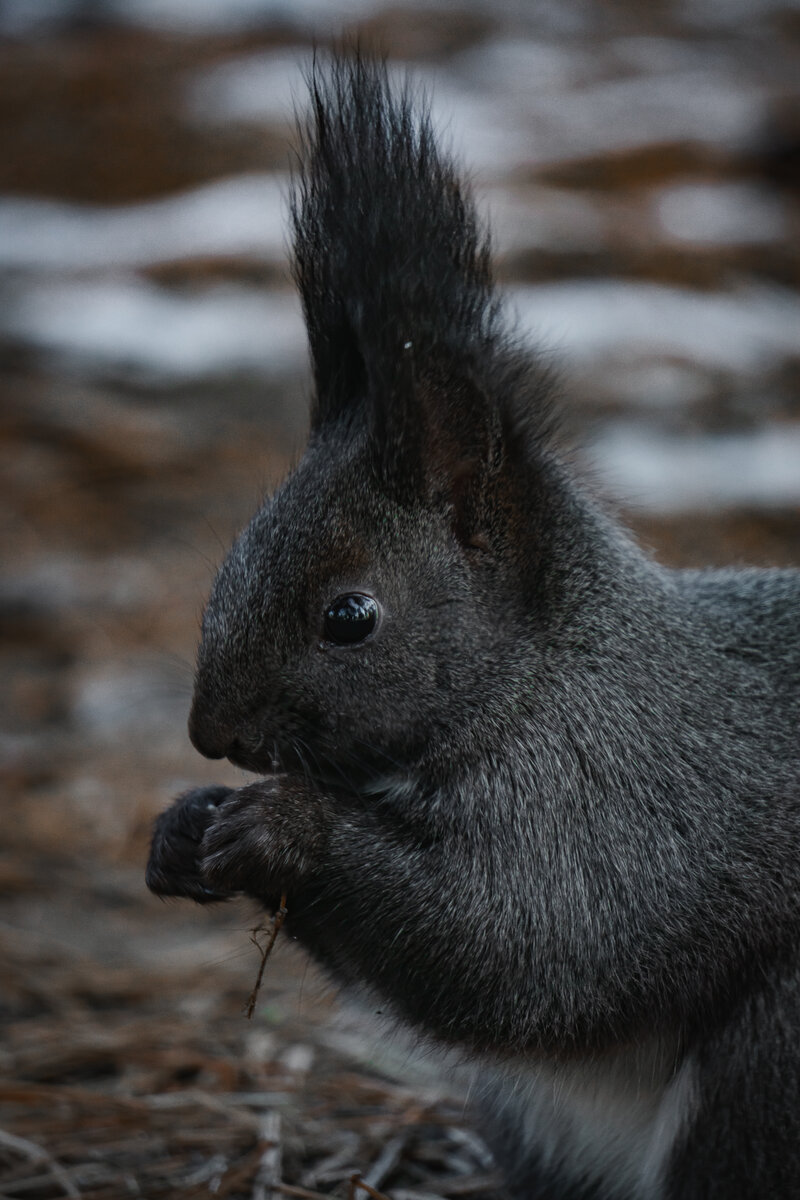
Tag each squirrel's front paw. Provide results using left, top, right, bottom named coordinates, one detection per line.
left=200, top=777, right=330, bottom=901
left=146, top=785, right=234, bottom=903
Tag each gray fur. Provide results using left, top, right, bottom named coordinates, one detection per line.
left=147, top=55, right=800, bottom=1199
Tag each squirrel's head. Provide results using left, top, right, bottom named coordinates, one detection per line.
left=189, top=55, right=583, bottom=787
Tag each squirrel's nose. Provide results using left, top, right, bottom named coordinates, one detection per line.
left=188, top=701, right=234, bottom=760
left=189, top=699, right=269, bottom=768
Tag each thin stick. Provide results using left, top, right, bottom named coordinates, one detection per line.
left=364, top=1132, right=409, bottom=1190
left=251, top=1110, right=281, bottom=1200
left=0, top=1129, right=81, bottom=1199
left=275, top=1184, right=331, bottom=1200
left=244, top=894, right=288, bottom=1020
left=348, top=1173, right=393, bottom=1200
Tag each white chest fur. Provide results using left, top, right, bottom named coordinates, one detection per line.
left=481, top=1038, right=697, bottom=1200
left=337, top=990, right=696, bottom=1199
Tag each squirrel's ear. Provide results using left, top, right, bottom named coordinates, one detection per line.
left=290, top=54, right=550, bottom=541
left=370, top=356, right=503, bottom=547
left=292, top=59, right=499, bottom=429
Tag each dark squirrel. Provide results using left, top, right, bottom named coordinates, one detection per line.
left=147, top=55, right=800, bottom=1199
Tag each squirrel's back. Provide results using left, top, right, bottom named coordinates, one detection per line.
left=676, top=566, right=800, bottom=694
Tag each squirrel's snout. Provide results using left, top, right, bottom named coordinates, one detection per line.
left=188, top=700, right=235, bottom=761
left=188, top=697, right=271, bottom=771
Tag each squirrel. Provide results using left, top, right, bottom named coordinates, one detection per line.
left=147, top=54, right=800, bottom=1200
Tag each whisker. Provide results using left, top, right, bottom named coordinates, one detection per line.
left=351, top=736, right=408, bottom=774
left=290, top=737, right=314, bottom=787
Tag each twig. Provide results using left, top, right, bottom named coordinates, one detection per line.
left=391, top=1191, right=446, bottom=1200
left=244, top=895, right=288, bottom=1020
left=348, top=1174, right=393, bottom=1200
left=364, top=1132, right=409, bottom=1190
left=275, top=1185, right=331, bottom=1200
left=0, top=1129, right=81, bottom=1198
left=251, top=1110, right=282, bottom=1200
left=300, top=1132, right=360, bottom=1188
left=439, top=1172, right=505, bottom=1196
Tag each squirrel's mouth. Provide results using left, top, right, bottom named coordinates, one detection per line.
left=189, top=697, right=290, bottom=775
left=225, top=732, right=338, bottom=783
left=225, top=736, right=286, bottom=776
left=208, top=713, right=417, bottom=794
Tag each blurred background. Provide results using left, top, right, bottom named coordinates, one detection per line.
left=1, top=0, right=798, bottom=1196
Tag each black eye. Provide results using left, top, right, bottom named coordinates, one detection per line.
left=323, top=594, right=379, bottom=645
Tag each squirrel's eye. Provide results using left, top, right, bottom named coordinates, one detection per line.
left=323, top=594, right=379, bottom=645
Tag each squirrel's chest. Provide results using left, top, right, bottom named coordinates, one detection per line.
left=481, top=1041, right=697, bottom=1200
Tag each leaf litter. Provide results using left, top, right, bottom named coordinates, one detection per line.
left=0, top=866, right=503, bottom=1200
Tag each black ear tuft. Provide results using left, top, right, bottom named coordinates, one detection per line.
left=290, top=53, right=500, bottom=428
left=290, top=51, right=557, bottom=526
